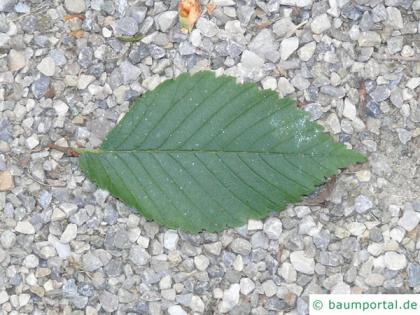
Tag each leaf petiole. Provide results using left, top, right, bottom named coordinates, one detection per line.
left=47, top=144, right=101, bottom=157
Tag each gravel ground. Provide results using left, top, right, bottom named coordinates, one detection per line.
left=1, top=0, right=420, bottom=314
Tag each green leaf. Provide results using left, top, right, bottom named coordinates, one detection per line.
left=116, top=33, right=144, bottom=43
left=79, top=71, right=366, bottom=233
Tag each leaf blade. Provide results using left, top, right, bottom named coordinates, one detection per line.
left=79, top=71, right=366, bottom=232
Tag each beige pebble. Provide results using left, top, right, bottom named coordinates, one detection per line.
left=356, top=170, right=371, bottom=182
left=0, top=171, right=14, bottom=191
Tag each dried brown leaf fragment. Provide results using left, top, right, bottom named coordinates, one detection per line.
left=179, top=0, right=201, bottom=33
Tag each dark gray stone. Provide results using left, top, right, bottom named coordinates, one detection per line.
left=31, top=76, right=50, bottom=99
left=366, top=100, right=381, bottom=118
left=78, top=47, right=94, bottom=68
left=408, top=263, right=420, bottom=288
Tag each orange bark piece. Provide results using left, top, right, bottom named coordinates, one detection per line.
left=70, top=30, right=85, bottom=38
left=64, top=14, right=85, bottom=21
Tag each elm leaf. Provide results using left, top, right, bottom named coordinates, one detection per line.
left=78, top=71, right=366, bottom=233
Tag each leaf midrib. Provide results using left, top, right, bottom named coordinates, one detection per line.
left=84, top=147, right=342, bottom=156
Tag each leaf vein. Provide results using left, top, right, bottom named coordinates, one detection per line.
left=216, top=153, right=277, bottom=208
left=193, top=153, right=263, bottom=217
left=258, top=154, right=313, bottom=193
left=151, top=153, right=214, bottom=229
left=168, top=153, right=238, bottom=228
left=134, top=73, right=209, bottom=150
left=182, top=84, right=256, bottom=148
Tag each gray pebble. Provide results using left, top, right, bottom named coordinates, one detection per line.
left=78, top=282, right=95, bottom=297
left=0, top=118, right=12, bottom=142
left=155, top=11, right=178, bottom=33
left=103, top=206, right=118, bottom=225
left=38, top=191, right=52, bottom=209
left=319, top=251, right=343, bottom=267
left=320, top=85, right=345, bottom=98
left=366, top=100, right=381, bottom=118
left=360, top=12, right=374, bottom=31
left=128, top=6, right=147, bottom=24
left=116, top=17, right=139, bottom=36
left=249, top=29, right=279, bottom=62
left=78, top=47, right=94, bottom=68
left=49, top=49, right=67, bottom=66
left=99, top=291, right=119, bottom=313
left=148, top=44, right=166, bottom=59
left=397, top=128, right=411, bottom=145
left=197, top=18, right=219, bottom=37
left=129, top=45, right=150, bottom=64
left=237, top=5, right=255, bottom=25
left=82, top=252, right=103, bottom=272
left=372, top=4, right=387, bottom=23
left=387, top=36, right=403, bottom=54
left=408, top=264, right=420, bottom=288
left=341, top=3, right=363, bottom=21
left=64, top=0, right=86, bottom=13
left=0, top=0, right=16, bottom=12
left=129, top=245, right=151, bottom=266
left=0, top=230, right=16, bottom=249
left=63, top=279, right=78, bottom=298
left=230, top=238, right=251, bottom=255
left=354, top=195, right=373, bottom=213
left=31, top=76, right=50, bottom=99
left=72, top=296, right=89, bottom=309
left=370, top=85, right=391, bottom=102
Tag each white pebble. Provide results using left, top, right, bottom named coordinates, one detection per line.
left=53, top=100, right=69, bottom=116
left=218, top=283, right=240, bottom=313
left=240, top=278, right=255, bottom=295
left=311, top=14, right=331, bottom=34
left=77, top=74, right=96, bottom=90
left=354, top=195, right=373, bottom=213
left=343, top=98, right=357, bottom=121
left=26, top=135, right=40, bottom=149
left=37, top=56, right=56, bottom=76
left=168, top=305, right=187, bottom=315
left=163, top=230, right=179, bottom=250
left=290, top=251, right=315, bottom=274
left=298, top=41, right=316, bottom=61
left=8, top=49, right=26, bottom=71
left=398, top=210, right=420, bottom=231
left=406, top=77, right=420, bottom=90
left=384, top=252, right=407, bottom=270
left=60, top=224, right=78, bottom=243
left=280, top=37, right=299, bottom=61
left=194, top=255, right=210, bottom=271
left=15, top=221, right=35, bottom=234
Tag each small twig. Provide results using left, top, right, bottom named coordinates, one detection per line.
left=368, top=209, right=381, bottom=222
left=358, top=80, right=367, bottom=120
left=26, top=172, right=53, bottom=187
left=299, top=176, right=337, bottom=206
left=255, top=16, right=283, bottom=30
left=47, top=144, right=80, bottom=157
left=12, top=2, right=50, bottom=22
left=285, top=20, right=308, bottom=39
left=7, top=152, right=54, bottom=187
